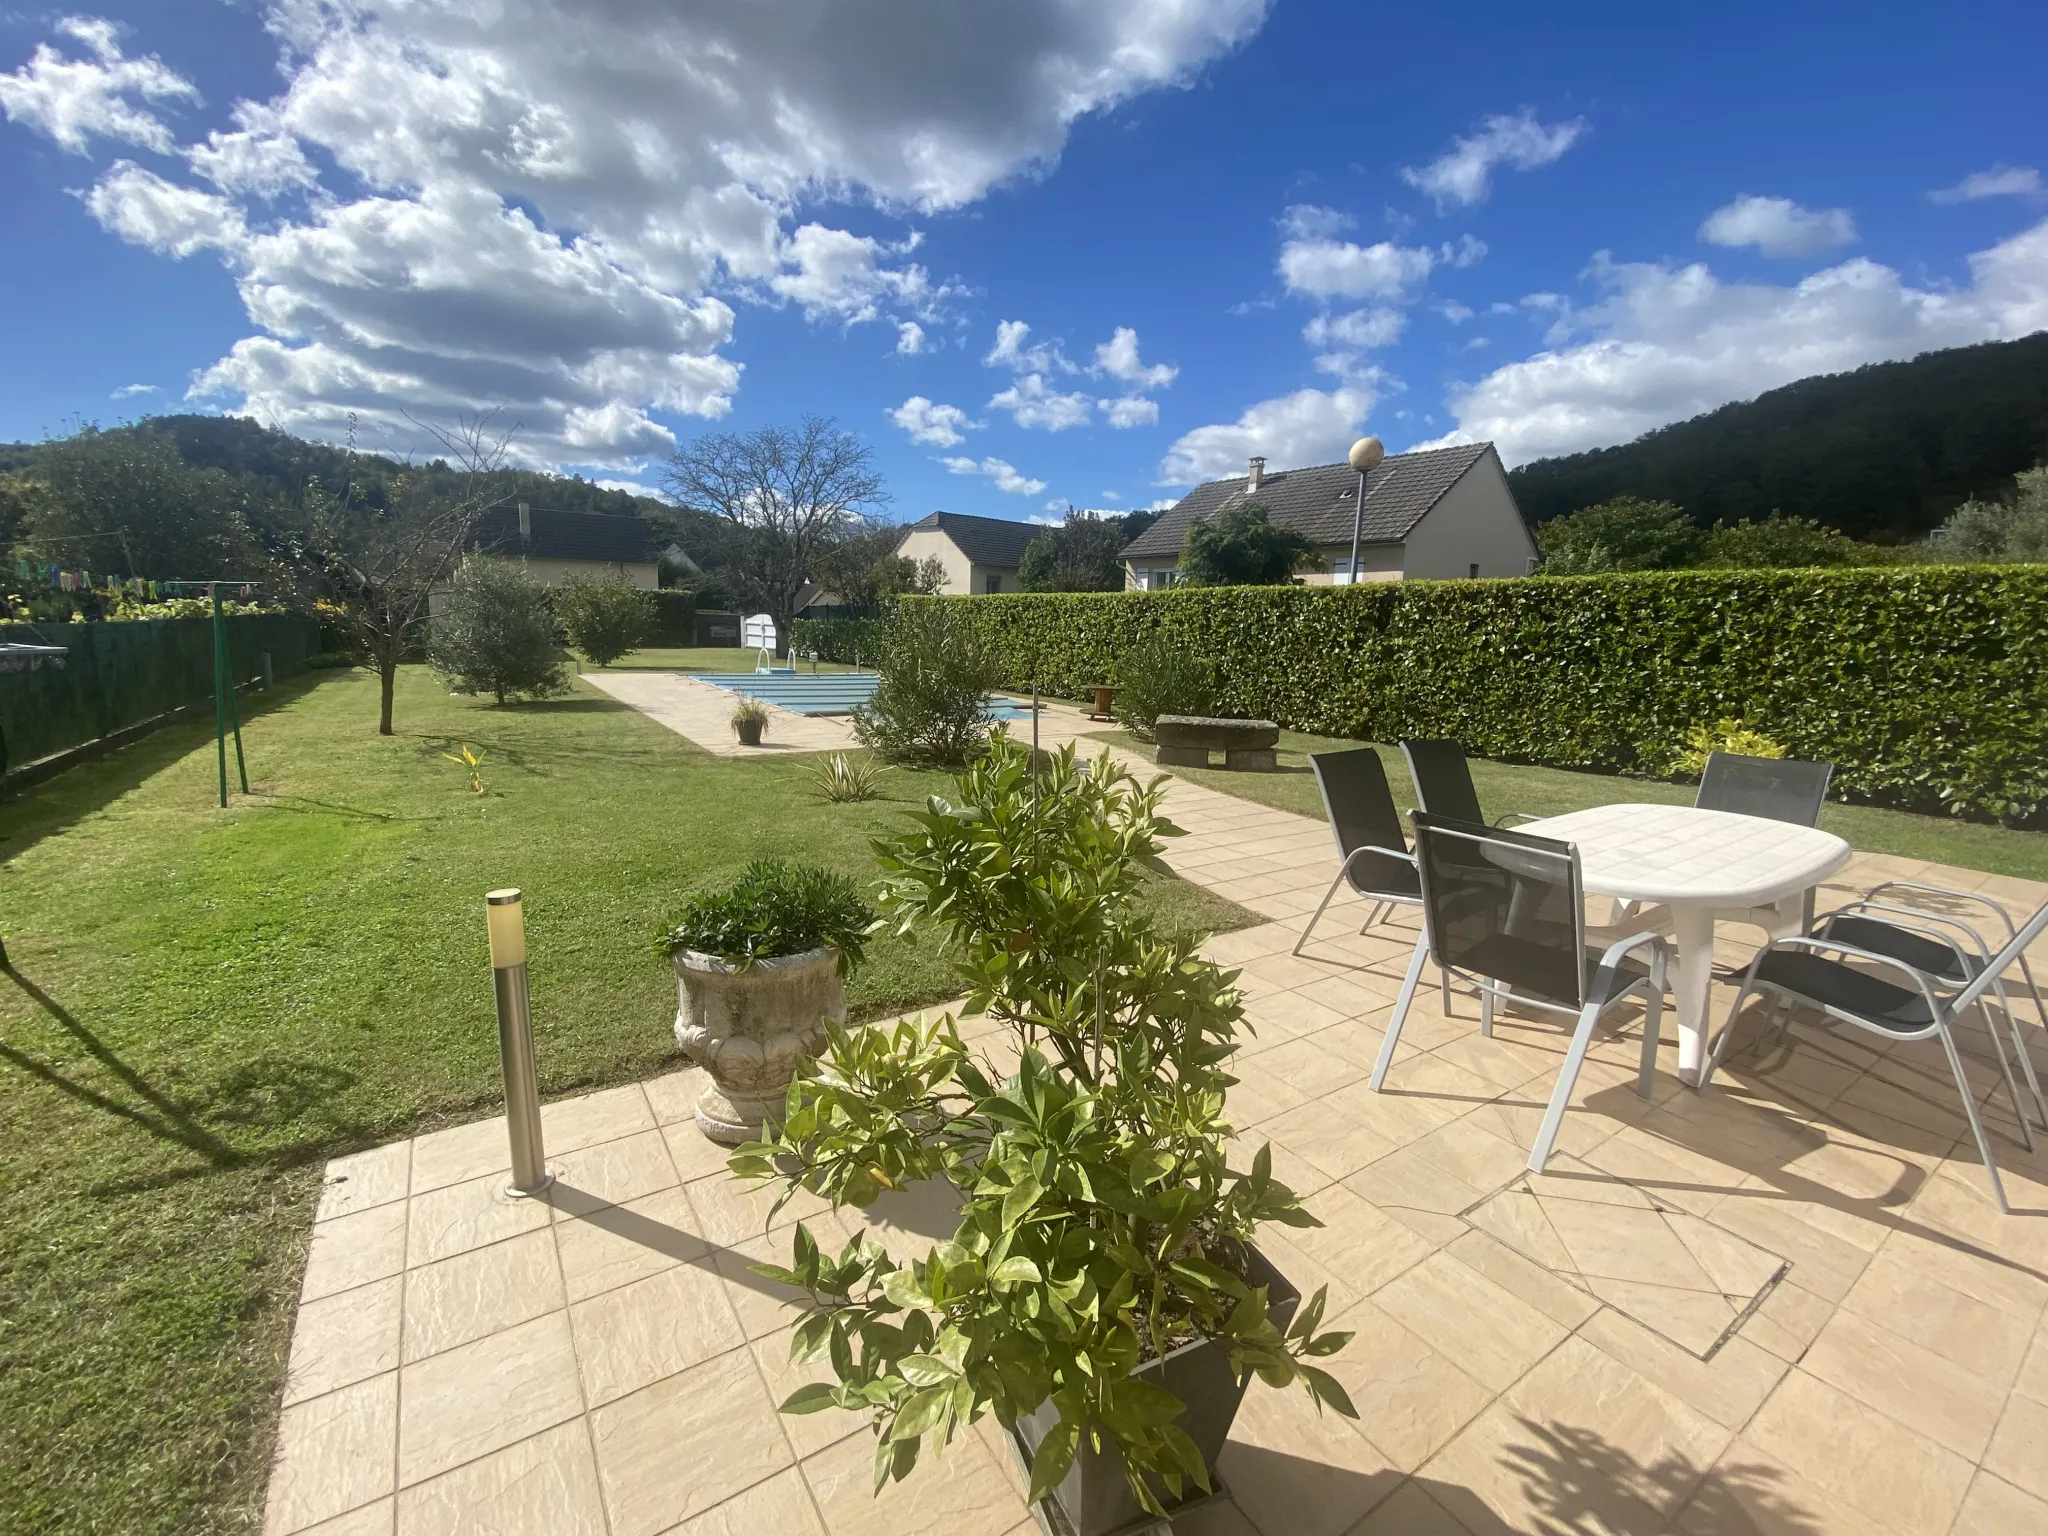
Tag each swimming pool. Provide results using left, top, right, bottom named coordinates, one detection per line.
left=691, top=671, right=1036, bottom=720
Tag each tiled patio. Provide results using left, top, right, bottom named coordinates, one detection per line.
left=265, top=718, right=2048, bottom=1535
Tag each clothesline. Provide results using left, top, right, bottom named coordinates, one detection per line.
left=12, top=562, right=260, bottom=601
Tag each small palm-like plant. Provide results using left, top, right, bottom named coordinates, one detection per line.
left=441, top=742, right=486, bottom=793
left=808, top=752, right=883, bottom=803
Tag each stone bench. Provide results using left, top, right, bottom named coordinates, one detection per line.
left=1154, top=715, right=1280, bottom=771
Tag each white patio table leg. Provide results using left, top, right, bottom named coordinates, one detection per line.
left=1671, top=905, right=1716, bottom=1085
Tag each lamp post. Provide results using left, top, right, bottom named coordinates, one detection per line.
left=1345, top=436, right=1385, bottom=586
left=486, top=888, right=552, bottom=1197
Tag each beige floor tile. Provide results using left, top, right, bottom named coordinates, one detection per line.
left=2017, top=1334, right=2048, bottom=1404
left=317, top=1142, right=411, bottom=1223
left=1581, top=1123, right=1754, bottom=1217
left=549, top=1129, right=682, bottom=1217
left=1674, top=1438, right=1896, bottom=1536
left=397, top=1312, right=584, bottom=1488
left=1347, top=1479, right=1470, bottom=1535
left=1167, top=1498, right=1262, bottom=1535
left=298, top=1500, right=393, bottom=1535
left=393, top=1420, right=604, bottom=1535
left=670, top=1466, right=824, bottom=1535
left=1702, top=1197, right=1876, bottom=1304
left=1982, top=1391, right=2048, bottom=1504
left=1577, top=1308, right=1791, bottom=1432
left=749, top=1324, right=869, bottom=1459
left=554, top=1185, right=710, bottom=1304
left=569, top=1259, right=745, bottom=1407
left=640, top=1068, right=699, bottom=1129
left=1442, top=1229, right=1601, bottom=1331
left=1373, top=1250, right=1569, bottom=1393
left=1216, top=1377, right=1400, bottom=1536
left=660, top=1114, right=744, bottom=1184
left=683, top=1167, right=831, bottom=1248
left=407, top=1116, right=511, bottom=1196
left=1838, top=1242, right=2033, bottom=1384
left=711, top=1221, right=845, bottom=1342
left=1854, top=1226, right=2048, bottom=1322
left=800, top=1425, right=1022, bottom=1536
left=1315, top=1300, right=1494, bottom=1472
left=1743, top=1370, right=1972, bottom=1536
left=542, top=1083, right=656, bottom=1154
left=1803, top=1306, right=2009, bottom=1461
left=1281, top=1181, right=1438, bottom=1306
left=1348, top=1145, right=1491, bottom=1239
left=301, top=1201, right=409, bottom=1303
left=1263, top=1088, right=1402, bottom=1183
left=264, top=1372, right=397, bottom=1535
left=590, top=1348, right=794, bottom=1536
left=1737, top=1279, right=1833, bottom=1363
left=1246, top=1032, right=1368, bottom=1097
left=1420, top=1395, right=1668, bottom=1536
left=1949, top=1470, right=2048, bottom=1535
left=402, top=1227, right=563, bottom=1363
left=284, top=1275, right=404, bottom=1406
left=404, top=1171, right=553, bottom=1269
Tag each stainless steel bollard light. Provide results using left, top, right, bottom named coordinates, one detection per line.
left=486, top=889, right=552, bottom=1197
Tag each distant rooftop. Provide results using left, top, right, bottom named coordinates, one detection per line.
left=896, top=510, right=1042, bottom=568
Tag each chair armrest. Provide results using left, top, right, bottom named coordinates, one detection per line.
left=1592, top=929, right=1670, bottom=993
left=1340, top=843, right=1416, bottom=872
left=1494, top=811, right=1543, bottom=827
left=1823, top=901, right=1988, bottom=966
left=1865, top=880, right=2020, bottom=939
left=1747, top=934, right=1948, bottom=1017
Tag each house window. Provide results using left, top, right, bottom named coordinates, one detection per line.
left=1151, top=568, right=1179, bottom=589
left=1468, top=563, right=1480, bottom=579
left=983, top=572, right=1004, bottom=594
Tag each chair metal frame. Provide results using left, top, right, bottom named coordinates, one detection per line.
left=1702, top=898, right=2048, bottom=1214
left=1369, top=814, right=1671, bottom=1173
left=1294, top=748, right=1424, bottom=959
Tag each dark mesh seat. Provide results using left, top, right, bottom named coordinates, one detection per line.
left=1370, top=813, right=1670, bottom=1172
left=1696, top=752, right=1834, bottom=827
left=1294, top=748, right=1424, bottom=959
left=1399, top=739, right=1534, bottom=828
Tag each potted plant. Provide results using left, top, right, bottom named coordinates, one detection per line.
left=657, top=859, right=872, bottom=1145
left=732, top=694, right=770, bottom=746
left=733, top=736, right=1355, bottom=1532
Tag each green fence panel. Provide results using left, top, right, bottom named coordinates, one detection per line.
left=0, top=613, right=321, bottom=773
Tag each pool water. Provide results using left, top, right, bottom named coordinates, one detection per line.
left=691, top=671, right=1035, bottom=720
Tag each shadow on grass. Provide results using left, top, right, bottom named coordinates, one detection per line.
left=407, top=727, right=683, bottom=777
left=0, top=674, right=328, bottom=861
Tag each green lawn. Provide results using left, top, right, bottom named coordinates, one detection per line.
left=0, top=668, right=1252, bottom=1535
left=1088, top=727, right=2048, bottom=882
left=574, top=645, right=864, bottom=673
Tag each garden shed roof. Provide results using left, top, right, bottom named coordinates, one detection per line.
left=1121, top=442, right=1496, bottom=560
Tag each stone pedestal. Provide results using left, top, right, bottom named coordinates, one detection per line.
left=671, top=945, right=845, bottom=1144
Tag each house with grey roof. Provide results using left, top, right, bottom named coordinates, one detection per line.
left=1120, top=443, right=1535, bottom=588
left=894, top=510, right=1043, bottom=595
left=469, top=502, right=661, bottom=587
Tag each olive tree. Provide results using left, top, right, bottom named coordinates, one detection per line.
left=427, top=554, right=568, bottom=705
left=556, top=572, right=654, bottom=666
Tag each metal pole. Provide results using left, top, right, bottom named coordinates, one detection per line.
left=487, top=889, right=551, bottom=1196
left=1347, top=469, right=1367, bottom=588
left=211, top=584, right=229, bottom=808
left=224, top=614, right=249, bottom=794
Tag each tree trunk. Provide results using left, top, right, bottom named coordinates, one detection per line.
left=379, top=654, right=398, bottom=736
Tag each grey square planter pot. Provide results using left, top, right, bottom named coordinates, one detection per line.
left=1013, top=1246, right=1300, bottom=1536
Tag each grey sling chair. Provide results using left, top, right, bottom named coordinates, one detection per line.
left=1701, top=895, right=2048, bottom=1214
left=1399, top=739, right=1539, bottom=829
left=1293, top=747, right=1424, bottom=957
left=1369, top=813, right=1671, bottom=1174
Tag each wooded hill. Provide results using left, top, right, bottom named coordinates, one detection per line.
left=1506, top=331, right=2048, bottom=539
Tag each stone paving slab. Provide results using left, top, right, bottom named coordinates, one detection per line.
left=265, top=712, right=2048, bottom=1535
left=582, top=670, right=859, bottom=756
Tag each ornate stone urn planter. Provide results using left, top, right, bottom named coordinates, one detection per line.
left=671, top=944, right=845, bottom=1145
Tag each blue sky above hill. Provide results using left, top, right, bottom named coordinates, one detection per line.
left=2, top=1, right=2044, bottom=522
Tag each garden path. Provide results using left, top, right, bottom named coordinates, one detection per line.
left=265, top=704, right=2048, bottom=1536
left=581, top=671, right=858, bottom=756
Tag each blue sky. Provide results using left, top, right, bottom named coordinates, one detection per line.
left=2, top=1, right=2044, bottom=525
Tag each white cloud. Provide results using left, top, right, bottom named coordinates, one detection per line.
left=1101, top=396, right=1159, bottom=428
left=3, top=2, right=1267, bottom=466
left=110, top=382, right=159, bottom=398
left=984, top=318, right=1072, bottom=373
left=1930, top=165, right=2043, bottom=204
left=1091, top=326, right=1176, bottom=388
left=889, top=395, right=979, bottom=446
left=989, top=372, right=1094, bottom=430
left=1401, top=109, right=1586, bottom=211
left=1278, top=227, right=1438, bottom=299
left=940, top=455, right=1047, bottom=495
left=1699, top=194, right=1857, bottom=258
left=1423, top=218, right=2048, bottom=465
left=1437, top=300, right=1475, bottom=324
left=1304, top=307, right=1405, bottom=351
left=0, top=17, right=196, bottom=155
left=896, top=320, right=929, bottom=354
left=1158, top=385, right=1377, bottom=484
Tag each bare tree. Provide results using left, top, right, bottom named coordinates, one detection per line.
left=663, top=417, right=889, bottom=648
left=282, top=412, right=518, bottom=734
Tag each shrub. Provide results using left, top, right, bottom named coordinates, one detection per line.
left=1670, top=718, right=1787, bottom=778
left=426, top=555, right=568, bottom=705
left=1937, top=467, right=2048, bottom=563
left=791, top=616, right=883, bottom=665
left=808, top=751, right=883, bottom=802
left=852, top=602, right=1000, bottom=765
left=1535, top=496, right=1702, bottom=573
left=656, top=858, right=873, bottom=971
left=1112, top=632, right=1216, bottom=741
left=648, top=589, right=698, bottom=645
left=1178, top=500, right=1321, bottom=586
left=899, top=569, right=2048, bottom=823
left=555, top=573, right=654, bottom=666
left=734, top=737, right=1354, bottom=1514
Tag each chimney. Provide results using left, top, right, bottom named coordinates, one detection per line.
left=1246, top=456, right=1265, bottom=493
left=516, top=501, right=531, bottom=540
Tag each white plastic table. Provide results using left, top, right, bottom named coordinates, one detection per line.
left=1520, top=803, right=1852, bottom=1085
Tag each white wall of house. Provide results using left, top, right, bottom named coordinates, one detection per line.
left=1306, top=544, right=1404, bottom=585
left=517, top=557, right=661, bottom=588
left=1400, top=452, right=1537, bottom=579
left=896, top=526, right=1017, bottom=594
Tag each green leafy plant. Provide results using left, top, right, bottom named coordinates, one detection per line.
left=1670, top=718, right=1788, bottom=778
left=809, top=751, right=884, bottom=803
left=732, top=695, right=771, bottom=738
left=426, top=554, right=569, bottom=705
left=1177, top=500, right=1321, bottom=587
left=734, top=737, right=1355, bottom=1517
left=1112, top=632, right=1215, bottom=742
left=441, top=742, right=486, bottom=793
left=1937, top=467, right=2048, bottom=563
left=656, top=858, right=873, bottom=971
left=790, top=616, right=884, bottom=665
left=1535, top=496, right=1702, bottom=574
left=852, top=602, right=1001, bottom=765
left=555, top=573, right=654, bottom=666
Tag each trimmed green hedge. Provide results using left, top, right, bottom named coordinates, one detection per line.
left=899, top=567, right=2048, bottom=823
left=791, top=617, right=883, bottom=666
left=647, top=590, right=697, bottom=647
